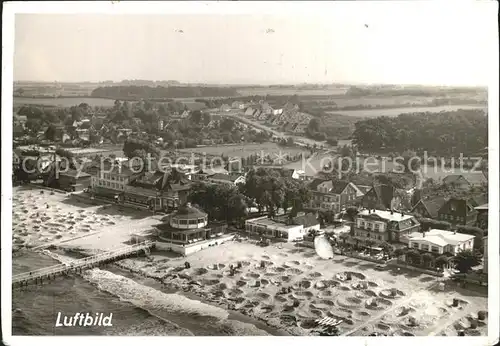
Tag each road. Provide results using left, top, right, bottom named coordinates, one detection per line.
left=217, top=110, right=331, bottom=149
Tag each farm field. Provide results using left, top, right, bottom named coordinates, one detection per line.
left=328, top=104, right=487, bottom=118
left=176, top=142, right=308, bottom=158
left=237, top=87, right=348, bottom=96
left=310, top=94, right=486, bottom=108
left=13, top=97, right=207, bottom=110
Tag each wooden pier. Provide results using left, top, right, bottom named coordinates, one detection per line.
left=12, top=241, right=154, bottom=289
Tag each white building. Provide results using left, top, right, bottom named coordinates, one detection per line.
left=245, top=213, right=320, bottom=242
left=406, top=229, right=475, bottom=255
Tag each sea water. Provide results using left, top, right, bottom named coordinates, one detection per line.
left=12, top=251, right=283, bottom=336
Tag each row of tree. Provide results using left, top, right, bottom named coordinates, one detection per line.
left=91, top=85, right=239, bottom=100
left=189, top=182, right=248, bottom=225
left=352, top=109, right=487, bottom=155
left=240, top=168, right=310, bottom=217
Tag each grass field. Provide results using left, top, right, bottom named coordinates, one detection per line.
left=237, top=87, right=348, bottom=96
left=328, top=104, right=487, bottom=118
left=14, top=97, right=117, bottom=107
left=13, top=97, right=207, bottom=110
left=176, top=142, right=308, bottom=158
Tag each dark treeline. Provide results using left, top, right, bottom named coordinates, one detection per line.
left=90, top=85, right=239, bottom=100
left=352, top=109, right=487, bottom=155
left=346, top=86, right=486, bottom=98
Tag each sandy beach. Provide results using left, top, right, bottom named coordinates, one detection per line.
left=11, top=186, right=488, bottom=336
left=106, top=241, right=488, bottom=336
left=11, top=186, right=158, bottom=252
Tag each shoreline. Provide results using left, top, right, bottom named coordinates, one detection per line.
left=18, top=247, right=285, bottom=336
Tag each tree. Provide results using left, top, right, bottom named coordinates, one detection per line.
left=55, top=148, right=74, bottom=160
left=365, top=239, right=375, bottom=255
left=435, top=255, right=449, bottom=270
left=220, top=118, right=235, bottom=132
left=453, top=249, right=480, bottom=273
left=123, top=138, right=159, bottom=159
left=25, top=119, right=43, bottom=134
left=379, top=242, right=392, bottom=257
left=418, top=218, right=451, bottom=232
left=308, top=118, right=320, bottom=133
left=421, top=252, right=435, bottom=268
left=45, top=125, right=57, bottom=141
left=392, top=247, right=405, bottom=259
left=339, top=232, right=349, bottom=246
left=326, top=137, right=338, bottom=146
left=202, top=113, right=211, bottom=126
left=191, top=110, right=203, bottom=124
left=405, top=249, right=420, bottom=265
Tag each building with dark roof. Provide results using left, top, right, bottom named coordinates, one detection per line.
left=411, top=196, right=447, bottom=219
left=89, top=162, right=191, bottom=211
left=361, top=184, right=395, bottom=210
left=308, top=180, right=359, bottom=212
left=437, top=196, right=484, bottom=226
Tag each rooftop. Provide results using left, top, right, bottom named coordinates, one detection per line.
left=358, top=209, right=414, bottom=222
left=407, top=229, right=475, bottom=247
left=475, top=203, right=488, bottom=211
left=172, top=203, right=207, bottom=219
left=247, top=212, right=319, bottom=229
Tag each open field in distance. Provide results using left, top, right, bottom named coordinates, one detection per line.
left=176, top=142, right=308, bottom=158
left=329, top=104, right=487, bottom=118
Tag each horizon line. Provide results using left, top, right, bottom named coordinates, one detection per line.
left=13, top=80, right=488, bottom=89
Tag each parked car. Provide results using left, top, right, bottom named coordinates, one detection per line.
left=375, top=264, right=387, bottom=271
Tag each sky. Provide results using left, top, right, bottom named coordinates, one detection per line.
left=12, top=2, right=497, bottom=85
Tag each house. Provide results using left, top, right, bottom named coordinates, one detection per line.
left=90, top=161, right=141, bottom=195
left=411, top=196, right=447, bottom=219
left=117, top=128, right=133, bottom=137
left=245, top=212, right=320, bottom=242
left=474, top=203, right=488, bottom=230
left=461, top=172, right=488, bottom=187
left=352, top=209, right=420, bottom=245
left=272, top=108, right=283, bottom=116
left=132, top=117, right=143, bottom=125
left=406, top=229, right=475, bottom=255
left=57, top=170, right=92, bottom=192
left=220, top=104, right=231, bottom=112
left=244, top=107, right=255, bottom=116
left=437, top=195, right=487, bottom=226
left=231, top=101, right=243, bottom=109
left=90, top=162, right=192, bottom=211
left=258, top=112, right=270, bottom=121
left=292, top=122, right=309, bottom=134
left=361, top=184, right=396, bottom=210
left=180, top=110, right=190, bottom=118
left=309, top=180, right=359, bottom=213
left=207, top=173, right=245, bottom=186
left=13, top=114, right=28, bottom=128
left=260, top=102, right=274, bottom=115
left=442, top=175, right=472, bottom=189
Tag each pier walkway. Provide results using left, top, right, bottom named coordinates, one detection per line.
left=12, top=241, right=154, bottom=288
